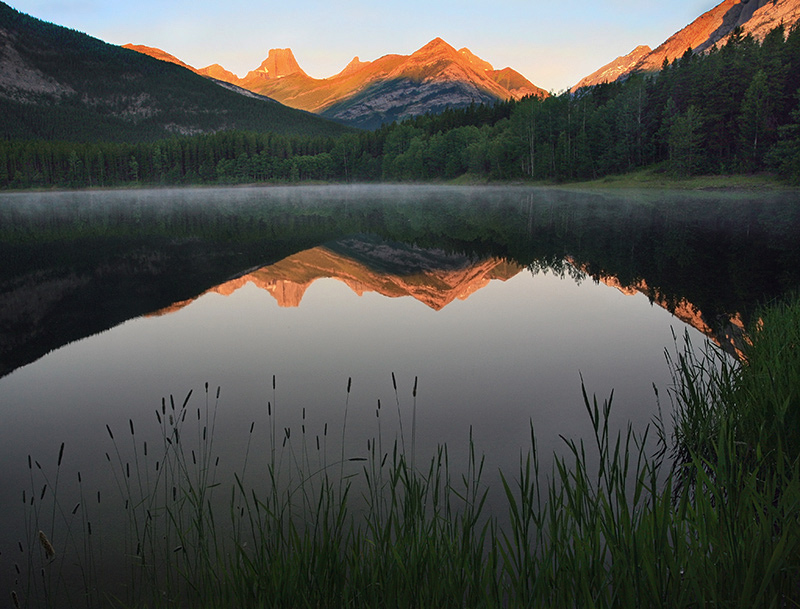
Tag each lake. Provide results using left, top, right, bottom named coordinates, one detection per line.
left=1, top=184, right=799, bottom=601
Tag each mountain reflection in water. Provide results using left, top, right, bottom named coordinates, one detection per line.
left=149, top=235, right=749, bottom=357
left=151, top=236, right=522, bottom=315
left=2, top=185, right=800, bottom=602
left=1, top=184, right=799, bottom=378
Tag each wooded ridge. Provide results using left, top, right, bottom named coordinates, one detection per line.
left=3, top=24, right=800, bottom=187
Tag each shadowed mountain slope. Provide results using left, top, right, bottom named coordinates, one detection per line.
left=0, top=2, right=350, bottom=141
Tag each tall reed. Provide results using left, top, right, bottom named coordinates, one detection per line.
left=16, top=441, right=101, bottom=609
left=13, top=295, right=800, bottom=607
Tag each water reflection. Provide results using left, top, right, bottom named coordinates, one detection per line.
left=151, top=235, right=522, bottom=314
left=149, top=236, right=751, bottom=358
left=2, top=185, right=799, bottom=602
left=579, top=263, right=748, bottom=357
left=2, top=185, right=799, bottom=378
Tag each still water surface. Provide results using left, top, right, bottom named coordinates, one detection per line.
left=1, top=184, right=798, bottom=597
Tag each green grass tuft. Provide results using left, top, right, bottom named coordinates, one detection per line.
left=15, top=295, right=800, bottom=607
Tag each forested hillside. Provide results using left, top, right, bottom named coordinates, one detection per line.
left=0, top=2, right=350, bottom=142
left=3, top=24, right=800, bottom=188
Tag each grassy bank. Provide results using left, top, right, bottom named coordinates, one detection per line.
left=561, top=165, right=798, bottom=191
left=14, top=296, right=800, bottom=608
left=443, top=165, right=800, bottom=190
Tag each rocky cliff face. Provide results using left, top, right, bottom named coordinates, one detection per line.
left=637, top=0, right=800, bottom=71
left=574, top=0, right=800, bottom=89
left=741, top=0, right=800, bottom=39
left=0, top=26, right=74, bottom=101
left=570, top=45, right=651, bottom=92
left=241, top=48, right=308, bottom=83
left=127, top=37, right=546, bottom=129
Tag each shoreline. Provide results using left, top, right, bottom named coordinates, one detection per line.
left=1, top=171, right=798, bottom=195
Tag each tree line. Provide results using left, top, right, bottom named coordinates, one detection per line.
left=2, top=24, right=800, bottom=189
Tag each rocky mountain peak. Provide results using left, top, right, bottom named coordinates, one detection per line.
left=197, top=63, right=240, bottom=81
left=458, top=47, right=494, bottom=72
left=335, top=56, right=370, bottom=78
left=574, top=0, right=800, bottom=89
left=413, top=37, right=460, bottom=60
left=251, top=47, right=307, bottom=80
left=420, top=37, right=453, bottom=51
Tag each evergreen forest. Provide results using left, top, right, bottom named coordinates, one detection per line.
left=3, top=24, right=800, bottom=189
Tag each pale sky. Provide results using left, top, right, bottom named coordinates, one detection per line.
left=8, top=0, right=718, bottom=92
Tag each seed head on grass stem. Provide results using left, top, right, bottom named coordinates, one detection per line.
left=412, top=376, right=418, bottom=470
left=333, top=376, right=355, bottom=501
left=392, top=372, right=406, bottom=453
left=38, top=531, right=55, bottom=561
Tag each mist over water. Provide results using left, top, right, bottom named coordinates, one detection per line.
left=1, top=184, right=799, bottom=599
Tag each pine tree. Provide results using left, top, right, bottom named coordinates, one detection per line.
left=0, top=144, right=8, bottom=187
left=767, top=89, right=800, bottom=183
left=668, top=106, right=704, bottom=176
left=128, top=155, right=139, bottom=182
left=738, top=69, right=771, bottom=171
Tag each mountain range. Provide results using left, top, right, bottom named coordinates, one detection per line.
left=2, top=0, right=799, bottom=141
left=125, top=38, right=548, bottom=129
left=121, top=0, right=800, bottom=126
left=0, top=1, right=349, bottom=141
left=573, top=0, right=800, bottom=90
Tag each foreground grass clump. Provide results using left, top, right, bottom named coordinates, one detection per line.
left=15, top=296, right=800, bottom=608
left=670, top=293, right=800, bottom=485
